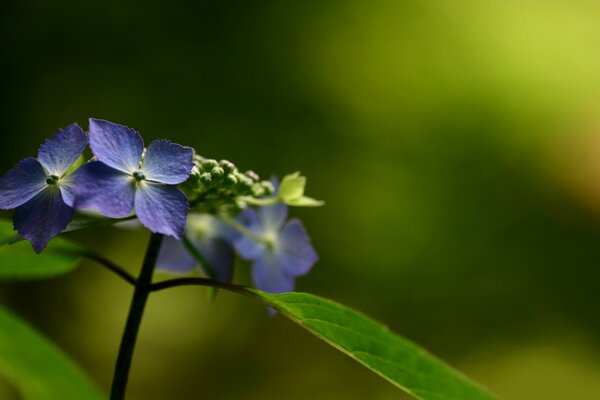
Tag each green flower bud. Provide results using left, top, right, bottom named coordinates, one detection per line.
left=261, top=180, right=275, bottom=196
left=211, top=166, right=225, bottom=179
left=201, top=159, right=218, bottom=171
left=219, top=160, right=236, bottom=173
left=245, top=170, right=259, bottom=182
left=251, top=184, right=265, bottom=197
left=225, top=174, right=238, bottom=186
left=236, top=174, right=254, bottom=189
left=199, top=172, right=213, bottom=185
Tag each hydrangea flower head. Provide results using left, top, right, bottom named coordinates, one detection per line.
left=234, top=203, right=317, bottom=293
left=0, top=124, right=87, bottom=252
left=157, top=213, right=239, bottom=281
left=75, top=119, right=194, bottom=238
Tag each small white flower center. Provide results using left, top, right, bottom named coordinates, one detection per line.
left=262, top=230, right=278, bottom=249
left=186, top=214, right=216, bottom=240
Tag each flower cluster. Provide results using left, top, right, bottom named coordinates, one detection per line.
left=0, top=119, right=194, bottom=251
left=0, top=119, right=321, bottom=293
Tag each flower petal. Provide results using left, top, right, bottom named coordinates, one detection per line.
left=156, top=236, right=234, bottom=281
left=156, top=236, right=196, bottom=274
left=233, top=209, right=266, bottom=260
left=141, top=140, right=194, bottom=184
left=88, top=118, right=143, bottom=173
left=74, top=161, right=135, bottom=217
left=58, top=173, right=77, bottom=207
left=257, top=203, right=288, bottom=231
left=37, top=123, right=87, bottom=176
left=134, top=183, right=188, bottom=238
left=186, top=213, right=240, bottom=243
left=276, top=219, right=318, bottom=276
left=198, top=238, right=234, bottom=281
left=13, top=186, right=73, bottom=253
left=252, top=253, right=295, bottom=294
left=0, top=158, right=47, bottom=210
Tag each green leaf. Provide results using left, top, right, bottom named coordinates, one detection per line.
left=251, top=291, right=498, bottom=400
left=0, top=304, right=104, bottom=400
left=285, top=195, right=325, bottom=207
left=0, top=220, right=82, bottom=280
left=278, top=172, right=306, bottom=201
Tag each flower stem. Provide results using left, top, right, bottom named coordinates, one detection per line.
left=110, top=233, right=164, bottom=400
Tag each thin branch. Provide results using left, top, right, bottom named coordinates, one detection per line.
left=150, top=277, right=250, bottom=296
left=79, top=251, right=137, bottom=286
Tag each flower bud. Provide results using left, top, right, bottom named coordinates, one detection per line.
left=236, top=174, right=254, bottom=189
left=261, top=181, right=275, bottom=196
left=211, top=166, right=225, bottom=179
left=201, top=159, right=218, bottom=171
left=219, top=160, right=236, bottom=173
left=245, top=170, right=260, bottom=182
left=199, top=172, right=213, bottom=185
left=225, top=174, right=238, bottom=186
left=252, top=184, right=265, bottom=197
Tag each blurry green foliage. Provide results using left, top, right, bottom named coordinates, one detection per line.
left=2, top=0, right=600, bottom=398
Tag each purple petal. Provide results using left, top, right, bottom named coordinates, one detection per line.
left=257, top=203, right=288, bottom=231
left=252, top=253, right=295, bottom=294
left=88, top=118, right=143, bottom=173
left=276, top=219, right=318, bottom=276
left=233, top=209, right=266, bottom=260
left=37, top=123, right=87, bottom=176
left=74, top=161, right=135, bottom=217
left=14, top=187, right=73, bottom=253
left=134, top=183, right=188, bottom=238
left=156, top=236, right=196, bottom=274
left=141, top=140, right=194, bottom=184
left=198, top=238, right=234, bottom=281
left=0, top=158, right=47, bottom=210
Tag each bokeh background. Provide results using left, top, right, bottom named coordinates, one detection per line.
left=2, top=0, right=600, bottom=399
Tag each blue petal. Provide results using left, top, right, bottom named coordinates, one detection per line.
left=156, top=236, right=196, bottom=274
left=14, top=186, right=73, bottom=253
left=37, top=123, right=87, bottom=176
left=88, top=118, right=143, bottom=173
left=198, top=238, right=234, bottom=281
left=156, top=236, right=234, bottom=281
left=58, top=173, right=77, bottom=207
left=252, top=253, right=295, bottom=294
left=0, top=158, right=47, bottom=210
left=186, top=213, right=240, bottom=243
left=276, top=219, right=318, bottom=276
left=134, top=182, right=188, bottom=238
left=257, top=203, right=288, bottom=231
left=141, top=140, right=194, bottom=184
left=74, top=161, right=135, bottom=217
left=233, top=209, right=266, bottom=260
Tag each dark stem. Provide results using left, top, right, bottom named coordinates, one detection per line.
left=110, top=233, right=164, bottom=400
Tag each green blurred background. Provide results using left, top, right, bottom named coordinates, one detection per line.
left=3, top=0, right=600, bottom=398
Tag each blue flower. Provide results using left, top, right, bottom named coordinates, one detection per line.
left=156, top=213, right=239, bottom=281
left=0, top=124, right=87, bottom=252
left=75, top=119, right=194, bottom=238
left=234, top=203, right=317, bottom=293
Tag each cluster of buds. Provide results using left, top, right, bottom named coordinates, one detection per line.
left=182, top=156, right=275, bottom=214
